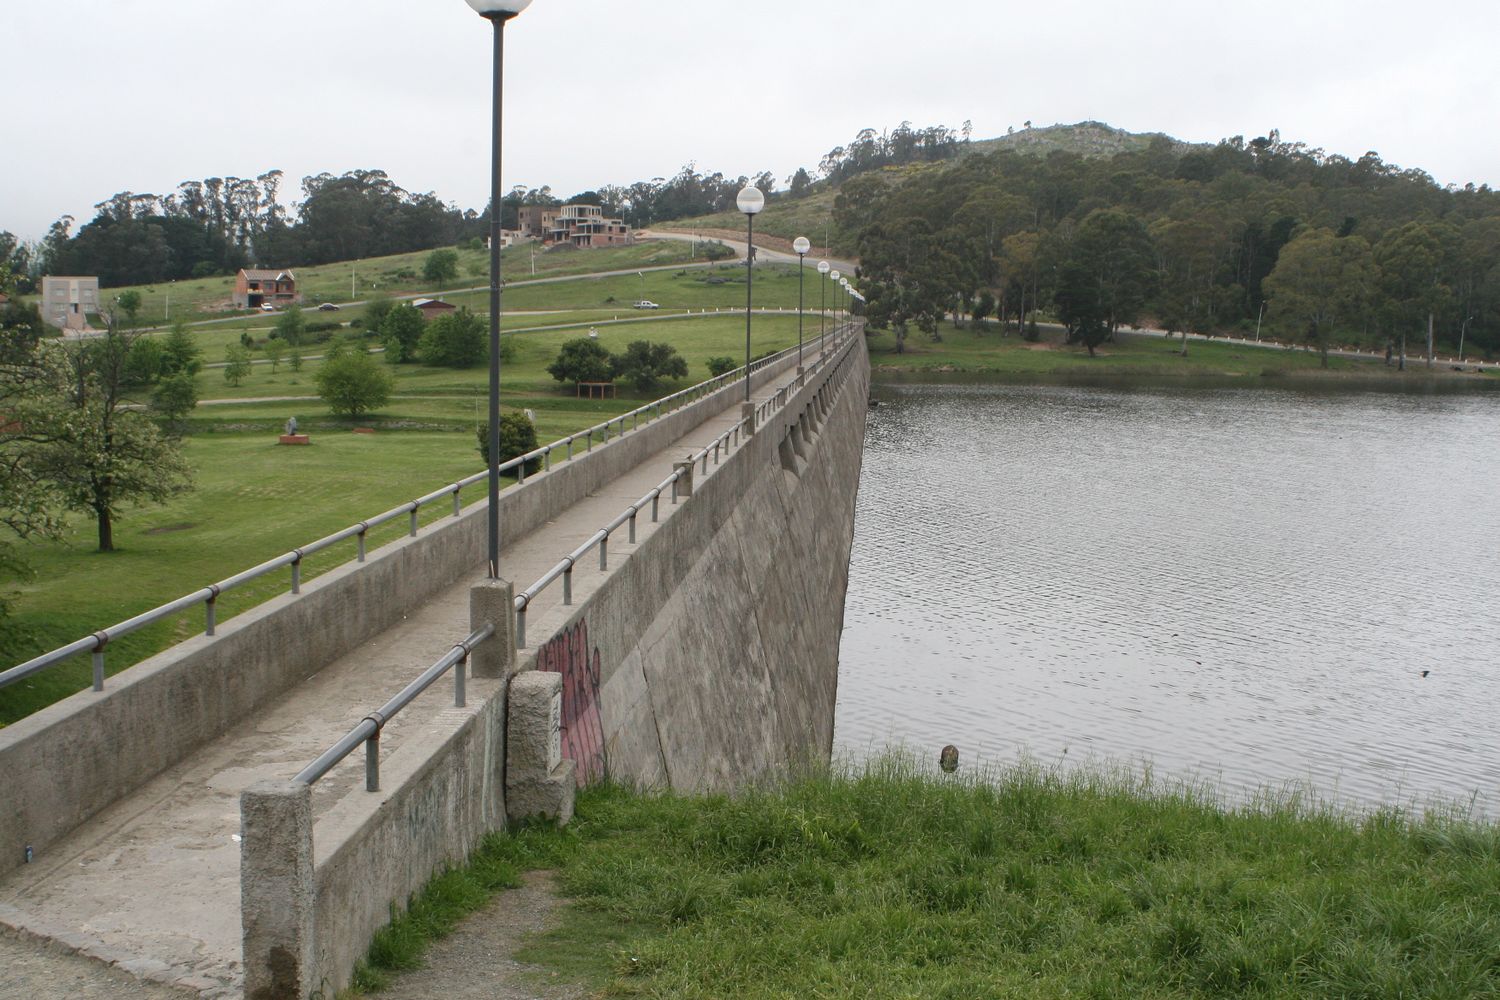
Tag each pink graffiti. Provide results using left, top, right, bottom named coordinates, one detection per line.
left=535, top=621, right=606, bottom=784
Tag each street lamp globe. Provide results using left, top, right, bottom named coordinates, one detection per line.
left=793, top=236, right=811, bottom=256
left=736, top=186, right=765, bottom=215
left=818, top=260, right=831, bottom=276
left=465, top=0, right=533, bottom=15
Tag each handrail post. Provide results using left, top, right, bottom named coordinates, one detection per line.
left=357, top=527, right=368, bottom=562
left=516, top=607, right=527, bottom=648
left=409, top=509, right=419, bottom=538
left=92, top=650, right=105, bottom=692
left=205, top=592, right=217, bottom=636
left=599, top=536, right=608, bottom=571
left=365, top=731, right=380, bottom=792
left=563, top=567, right=573, bottom=605
left=629, top=511, right=637, bottom=544
left=652, top=495, right=660, bottom=522
left=453, top=489, right=462, bottom=517
left=455, top=653, right=467, bottom=708
left=291, top=557, right=301, bottom=595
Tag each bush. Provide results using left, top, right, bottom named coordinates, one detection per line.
left=419, top=308, right=489, bottom=368
left=700, top=240, right=734, bottom=261
left=615, top=340, right=688, bottom=392
left=379, top=303, right=425, bottom=363
left=315, top=351, right=395, bottom=418
left=548, top=337, right=615, bottom=384
left=706, top=356, right=737, bottom=378
left=477, top=411, right=541, bottom=477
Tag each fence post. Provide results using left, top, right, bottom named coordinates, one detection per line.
left=471, top=580, right=518, bottom=679
left=241, top=781, right=315, bottom=1000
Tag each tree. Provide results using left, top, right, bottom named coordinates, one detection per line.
left=1374, top=221, right=1455, bottom=370
left=706, top=356, right=737, bottom=377
left=274, top=304, right=306, bottom=346
left=315, top=351, right=395, bottom=418
left=0, top=302, right=65, bottom=612
left=1263, top=228, right=1375, bottom=368
left=363, top=295, right=397, bottom=335
left=114, top=290, right=143, bottom=329
left=613, top=340, right=688, bottom=392
left=287, top=348, right=303, bottom=373
left=379, top=303, right=425, bottom=363
left=223, top=344, right=252, bottom=386
left=161, top=321, right=203, bottom=376
left=548, top=337, right=615, bottom=384
left=424, top=248, right=460, bottom=289
left=263, top=335, right=285, bottom=372
left=418, top=308, right=488, bottom=367
left=1053, top=209, right=1156, bottom=356
left=30, top=323, right=193, bottom=552
left=477, top=411, right=541, bottom=477
left=152, top=373, right=199, bottom=430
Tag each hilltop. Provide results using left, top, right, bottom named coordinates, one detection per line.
left=969, top=120, right=1207, bottom=159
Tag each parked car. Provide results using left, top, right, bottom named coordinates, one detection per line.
left=633, top=300, right=659, bottom=309
left=317, top=302, right=340, bottom=311
left=259, top=303, right=275, bottom=312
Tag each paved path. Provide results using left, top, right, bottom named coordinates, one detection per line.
left=0, top=358, right=815, bottom=997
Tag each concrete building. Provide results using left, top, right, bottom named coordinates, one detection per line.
left=40, top=276, right=101, bottom=330
left=517, top=203, right=634, bottom=249
left=233, top=268, right=300, bottom=310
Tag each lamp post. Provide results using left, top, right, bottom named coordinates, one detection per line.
left=793, top=236, right=810, bottom=373
left=465, top=0, right=533, bottom=581
left=817, top=259, right=831, bottom=357
left=737, top=184, right=764, bottom=402
left=829, top=269, right=841, bottom=332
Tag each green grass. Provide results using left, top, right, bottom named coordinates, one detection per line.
left=346, top=755, right=1500, bottom=998
left=0, top=312, right=820, bottom=722
left=26, top=242, right=700, bottom=328
left=867, top=323, right=1496, bottom=382
left=658, top=189, right=843, bottom=250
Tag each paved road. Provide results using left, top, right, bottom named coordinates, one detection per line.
left=1123, top=325, right=1499, bottom=371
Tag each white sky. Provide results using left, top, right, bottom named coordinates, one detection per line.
left=5, top=0, right=1499, bottom=241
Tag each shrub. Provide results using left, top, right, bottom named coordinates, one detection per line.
left=379, top=303, right=425, bottom=363
left=419, top=308, right=489, bottom=368
left=548, top=337, right=614, bottom=384
left=615, top=340, right=688, bottom=392
left=476, top=411, right=541, bottom=477
left=706, top=356, right=737, bottom=377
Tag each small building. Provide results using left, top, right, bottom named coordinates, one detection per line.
left=40, top=276, right=101, bottom=330
left=233, top=269, right=299, bottom=310
left=412, top=298, right=456, bottom=321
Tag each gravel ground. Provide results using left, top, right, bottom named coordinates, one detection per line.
left=0, top=933, right=194, bottom=1000
left=378, top=871, right=592, bottom=1000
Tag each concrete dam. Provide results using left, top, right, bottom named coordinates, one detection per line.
left=0, top=328, right=870, bottom=998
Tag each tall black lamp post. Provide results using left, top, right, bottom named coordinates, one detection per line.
left=817, top=259, right=830, bottom=357
left=736, top=185, right=765, bottom=401
left=793, top=236, right=810, bottom=372
left=464, top=0, right=532, bottom=580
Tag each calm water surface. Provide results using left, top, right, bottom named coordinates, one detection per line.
left=834, top=379, right=1500, bottom=815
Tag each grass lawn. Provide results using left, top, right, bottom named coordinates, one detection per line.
left=0, top=313, right=820, bottom=723
left=659, top=188, right=843, bottom=251
left=27, top=242, right=701, bottom=328
left=867, top=323, right=1500, bottom=383
left=348, top=756, right=1500, bottom=998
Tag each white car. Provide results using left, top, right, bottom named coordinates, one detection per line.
left=260, top=303, right=275, bottom=312
left=632, top=300, right=659, bottom=310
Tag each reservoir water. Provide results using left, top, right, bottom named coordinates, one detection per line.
left=834, top=378, right=1500, bottom=816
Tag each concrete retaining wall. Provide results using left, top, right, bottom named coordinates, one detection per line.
left=0, top=352, right=802, bottom=882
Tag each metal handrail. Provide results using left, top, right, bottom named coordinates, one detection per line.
left=294, top=623, right=493, bottom=791
left=509, top=325, right=860, bottom=648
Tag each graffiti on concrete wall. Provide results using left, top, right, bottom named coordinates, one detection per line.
left=536, top=620, right=606, bottom=784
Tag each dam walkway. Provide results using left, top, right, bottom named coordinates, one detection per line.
left=0, top=331, right=861, bottom=999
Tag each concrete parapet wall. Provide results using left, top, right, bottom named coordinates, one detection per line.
left=261, top=335, right=866, bottom=997
left=0, top=352, right=802, bottom=881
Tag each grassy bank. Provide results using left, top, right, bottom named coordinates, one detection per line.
left=352, top=757, right=1500, bottom=998
left=867, top=324, right=1499, bottom=384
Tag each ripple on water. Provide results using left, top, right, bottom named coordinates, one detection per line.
left=835, top=381, right=1500, bottom=815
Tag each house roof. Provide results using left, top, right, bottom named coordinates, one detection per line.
left=242, top=268, right=295, bottom=281
left=412, top=298, right=455, bottom=310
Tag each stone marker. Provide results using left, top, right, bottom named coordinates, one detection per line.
left=506, top=671, right=576, bottom=825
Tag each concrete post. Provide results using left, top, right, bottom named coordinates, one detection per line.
left=741, top=400, right=757, bottom=436
left=506, top=672, right=576, bottom=825
left=470, top=579, right=517, bottom=679
left=796, top=365, right=805, bottom=386
left=241, top=782, right=315, bottom=1000
left=673, top=458, right=695, bottom=498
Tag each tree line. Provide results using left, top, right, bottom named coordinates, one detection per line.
left=848, top=132, right=1500, bottom=365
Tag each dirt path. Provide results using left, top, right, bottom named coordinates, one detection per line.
left=378, top=871, right=591, bottom=1000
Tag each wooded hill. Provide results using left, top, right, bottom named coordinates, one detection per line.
left=837, top=128, right=1500, bottom=363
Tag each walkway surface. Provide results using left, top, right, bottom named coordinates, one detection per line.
left=0, top=360, right=812, bottom=998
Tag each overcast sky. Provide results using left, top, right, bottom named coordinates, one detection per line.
left=5, top=0, right=1499, bottom=241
